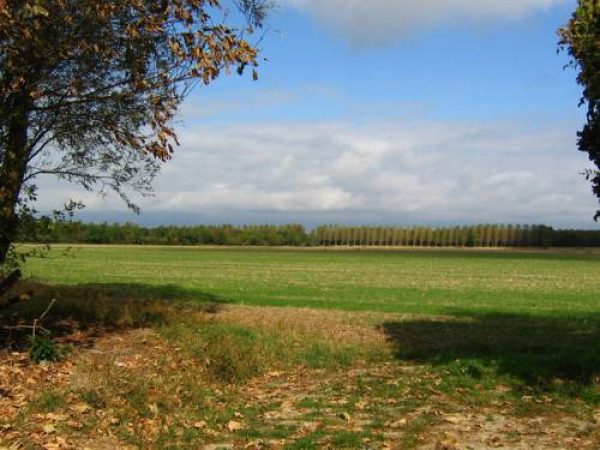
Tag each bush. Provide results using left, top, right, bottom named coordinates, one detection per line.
left=28, top=330, right=58, bottom=363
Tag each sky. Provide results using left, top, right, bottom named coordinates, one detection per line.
left=37, top=0, right=600, bottom=229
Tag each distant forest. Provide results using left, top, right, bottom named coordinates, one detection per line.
left=25, top=222, right=600, bottom=248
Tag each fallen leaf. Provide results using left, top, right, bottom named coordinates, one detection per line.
left=429, top=388, right=444, bottom=396
left=494, top=384, right=512, bottom=393
left=436, top=432, right=460, bottom=450
left=193, top=420, right=207, bottom=429
left=443, top=415, right=461, bottom=424
left=227, top=420, right=243, bottom=432
left=43, top=444, right=61, bottom=450
left=69, top=402, right=90, bottom=413
left=46, top=413, right=69, bottom=422
left=388, top=418, right=407, bottom=428
left=42, top=424, right=56, bottom=433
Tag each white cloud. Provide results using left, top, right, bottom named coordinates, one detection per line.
left=284, top=0, right=570, bottom=45
left=36, top=117, right=599, bottom=227
left=179, top=88, right=298, bottom=120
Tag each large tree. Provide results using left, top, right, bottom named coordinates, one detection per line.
left=560, top=0, right=600, bottom=220
left=0, top=0, right=267, bottom=267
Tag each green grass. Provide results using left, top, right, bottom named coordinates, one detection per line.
left=30, top=389, right=66, bottom=413
left=15, top=246, right=600, bottom=401
left=16, top=247, right=600, bottom=390
left=21, top=246, right=600, bottom=317
left=5, top=245, right=600, bottom=448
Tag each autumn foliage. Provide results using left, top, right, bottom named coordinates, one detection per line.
left=0, top=0, right=266, bottom=266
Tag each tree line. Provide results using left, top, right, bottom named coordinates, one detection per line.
left=26, top=222, right=600, bottom=248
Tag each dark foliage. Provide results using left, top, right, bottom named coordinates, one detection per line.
left=560, top=0, right=600, bottom=219
left=24, top=221, right=600, bottom=247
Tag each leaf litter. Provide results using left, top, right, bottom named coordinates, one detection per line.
left=1, top=305, right=599, bottom=449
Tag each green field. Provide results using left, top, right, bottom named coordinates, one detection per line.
left=5, top=246, right=600, bottom=448
left=23, top=245, right=600, bottom=317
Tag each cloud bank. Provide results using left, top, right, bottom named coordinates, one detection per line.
left=37, top=118, right=599, bottom=228
left=284, top=0, right=570, bottom=45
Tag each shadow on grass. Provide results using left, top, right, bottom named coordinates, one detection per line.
left=0, top=281, right=230, bottom=349
left=383, top=312, right=600, bottom=395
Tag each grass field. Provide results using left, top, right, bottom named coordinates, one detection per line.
left=22, top=245, right=600, bottom=316
left=2, top=246, right=600, bottom=449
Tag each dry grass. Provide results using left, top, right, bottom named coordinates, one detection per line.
left=2, top=315, right=599, bottom=449
left=209, top=305, right=392, bottom=347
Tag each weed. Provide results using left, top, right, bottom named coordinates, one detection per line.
left=80, top=389, right=105, bottom=409
left=31, top=390, right=65, bottom=412
left=400, top=413, right=436, bottom=449
left=28, top=330, right=58, bottom=363
left=329, top=430, right=366, bottom=448
left=124, top=383, right=151, bottom=416
left=285, top=431, right=325, bottom=449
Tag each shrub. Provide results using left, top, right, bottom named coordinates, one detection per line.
left=28, top=330, right=58, bottom=363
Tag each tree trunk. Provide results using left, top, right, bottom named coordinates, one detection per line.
left=0, top=268, right=22, bottom=310
left=0, top=95, right=31, bottom=267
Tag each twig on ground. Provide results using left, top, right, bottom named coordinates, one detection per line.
left=1, top=298, right=56, bottom=337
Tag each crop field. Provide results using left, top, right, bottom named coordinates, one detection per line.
left=2, top=246, right=600, bottom=449
left=22, top=245, right=600, bottom=316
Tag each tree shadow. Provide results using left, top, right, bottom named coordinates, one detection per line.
left=0, top=281, right=231, bottom=349
left=383, top=311, right=600, bottom=393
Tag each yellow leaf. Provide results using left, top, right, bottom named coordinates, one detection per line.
left=388, top=418, right=407, bottom=428
left=442, top=415, right=461, bottom=424
left=69, top=402, right=90, bottom=413
left=227, top=420, right=243, bottom=432
left=31, top=5, right=50, bottom=17
left=46, top=413, right=68, bottom=421
left=42, top=423, right=56, bottom=433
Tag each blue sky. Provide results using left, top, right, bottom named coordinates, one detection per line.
left=195, top=0, right=580, bottom=124
left=39, top=0, right=600, bottom=228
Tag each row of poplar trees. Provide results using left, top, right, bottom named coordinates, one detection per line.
left=311, top=224, right=555, bottom=247
left=32, top=222, right=600, bottom=247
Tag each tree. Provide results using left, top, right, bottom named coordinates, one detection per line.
left=0, top=0, right=267, bottom=268
left=560, top=1, right=600, bottom=220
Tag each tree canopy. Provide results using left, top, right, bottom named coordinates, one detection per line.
left=560, top=0, right=600, bottom=220
left=0, top=0, right=267, bottom=267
